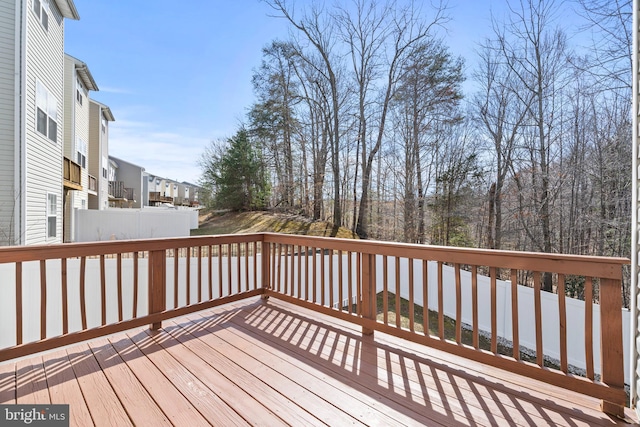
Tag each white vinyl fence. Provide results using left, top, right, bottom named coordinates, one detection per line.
left=75, top=207, right=198, bottom=242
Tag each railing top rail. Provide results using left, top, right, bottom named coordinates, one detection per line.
left=0, top=232, right=627, bottom=279
left=261, top=233, right=629, bottom=279
left=0, top=234, right=263, bottom=263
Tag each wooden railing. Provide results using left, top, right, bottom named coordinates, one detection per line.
left=0, top=233, right=628, bottom=416
left=63, top=157, right=82, bottom=190
left=88, top=174, right=97, bottom=192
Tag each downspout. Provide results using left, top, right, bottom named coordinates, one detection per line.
left=14, top=0, right=27, bottom=245
left=631, top=0, right=639, bottom=413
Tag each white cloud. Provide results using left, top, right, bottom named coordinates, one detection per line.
left=108, top=119, right=209, bottom=184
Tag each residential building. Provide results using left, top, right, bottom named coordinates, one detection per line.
left=0, top=0, right=80, bottom=245
left=88, top=99, right=114, bottom=210
left=63, top=53, right=97, bottom=242
left=109, top=156, right=144, bottom=208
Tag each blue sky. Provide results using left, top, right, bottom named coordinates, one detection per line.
left=65, top=1, right=583, bottom=184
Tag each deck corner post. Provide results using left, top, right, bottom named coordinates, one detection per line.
left=261, top=240, right=271, bottom=299
left=149, top=249, right=166, bottom=330
left=361, top=253, right=375, bottom=336
left=600, top=277, right=625, bottom=413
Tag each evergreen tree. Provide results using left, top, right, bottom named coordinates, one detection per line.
left=199, top=128, right=270, bottom=211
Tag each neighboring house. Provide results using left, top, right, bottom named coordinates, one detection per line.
left=88, top=99, right=114, bottom=211
left=63, top=53, right=97, bottom=242
left=109, top=156, right=144, bottom=208
left=0, top=0, right=80, bottom=245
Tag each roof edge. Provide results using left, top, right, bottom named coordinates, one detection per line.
left=54, top=0, right=80, bottom=20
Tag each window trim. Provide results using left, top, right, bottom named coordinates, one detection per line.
left=33, top=0, right=49, bottom=32
left=46, top=192, right=57, bottom=240
left=35, top=79, right=58, bottom=143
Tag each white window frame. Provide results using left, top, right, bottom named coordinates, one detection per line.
left=35, top=80, right=58, bottom=143
left=76, top=138, right=87, bottom=169
left=47, top=193, right=57, bottom=239
left=33, top=0, right=49, bottom=31
left=76, top=78, right=84, bottom=106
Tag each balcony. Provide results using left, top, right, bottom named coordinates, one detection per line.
left=0, top=234, right=635, bottom=424
left=63, top=157, right=82, bottom=191
left=87, top=174, right=97, bottom=194
left=149, top=191, right=174, bottom=205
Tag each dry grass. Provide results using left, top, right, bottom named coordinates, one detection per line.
left=192, top=210, right=359, bottom=239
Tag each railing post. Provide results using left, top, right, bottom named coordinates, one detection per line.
left=261, top=240, right=271, bottom=299
left=149, top=249, right=166, bottom=330
left=599, top=277, right=625, bottom=417
left=361, top=253, right=375, bottom=336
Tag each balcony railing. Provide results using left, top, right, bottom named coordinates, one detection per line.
left=88, top=174, right=97, bottom=193
left=149, top=191, right=174, bottom=204
left=0, top=234, right=628, bottom=416
left=109, top=181, right=134, bottom=200
left=63, top=157, right=82, bottom=191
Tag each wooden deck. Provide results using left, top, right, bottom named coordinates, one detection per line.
left=0, top=297, right=636, bottom=426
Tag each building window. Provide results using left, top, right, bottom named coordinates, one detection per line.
left=47, top=193, right=57, bottom=238
left=33, top=0, right=49, bottom=31
left=102, top=118, right=107, bottom=134
left=76, top=138, right=87, bottom=169
left=76, top=89, right=83, bottom=105
left=103, top=168, right=107, bottom=179
left=36, top=80, right=57, bottom=143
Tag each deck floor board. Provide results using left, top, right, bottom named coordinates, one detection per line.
left=0, top=297, right=636, bottom=426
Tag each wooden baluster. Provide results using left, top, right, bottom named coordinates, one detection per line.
left=198, top=246, right=203, bottom=303
left=80, top=256, right=87, bottom=330
left=208, top=245, right=213, bottom=299
left=533, top=271, right=543, bottom=366
left=557, top=274, right=567, bottom=372
left=383, top=256, right=388, bottom=325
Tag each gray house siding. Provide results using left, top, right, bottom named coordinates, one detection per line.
left=0, top=1, right=17, bottom=244
left=24, top=0, right=66, bottom=245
